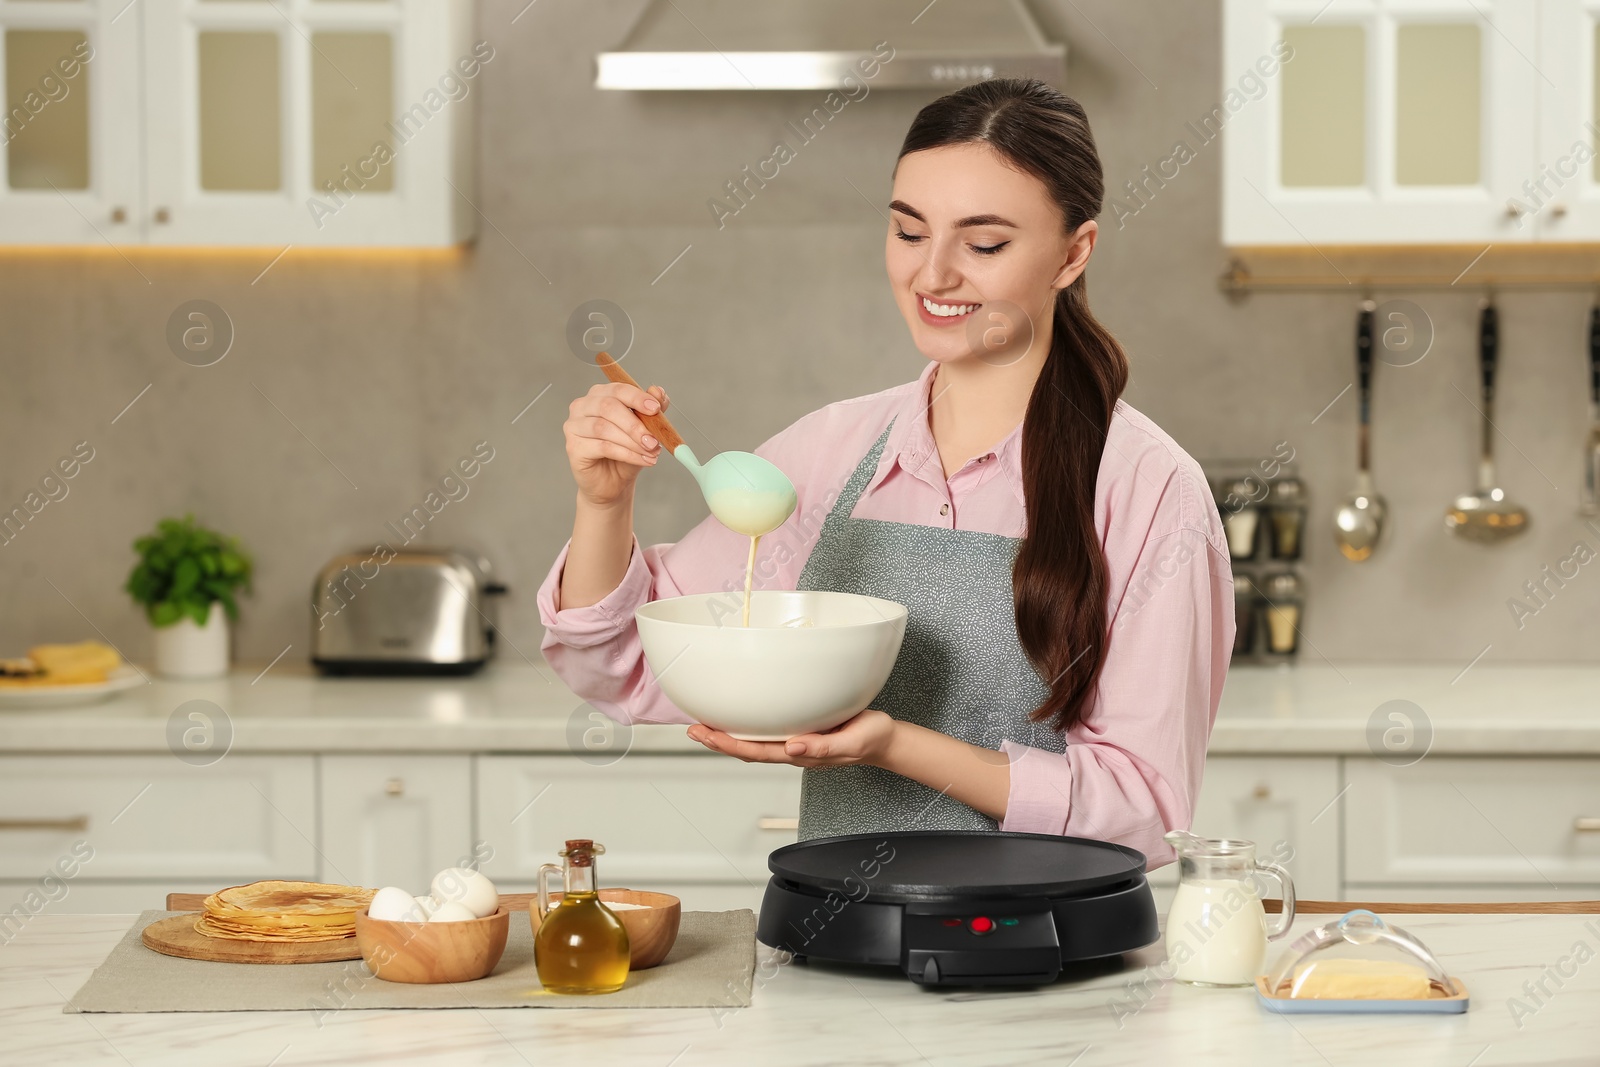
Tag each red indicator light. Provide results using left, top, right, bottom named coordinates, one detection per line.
left=970, top=916, right=994, bottom=934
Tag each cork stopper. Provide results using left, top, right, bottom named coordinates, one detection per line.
left=560, top=838, right=604, bottom=866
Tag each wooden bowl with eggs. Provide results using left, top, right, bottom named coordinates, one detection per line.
left=529, top=888, right=681, bottom=969
left=355, top=906, right=510, bottom=984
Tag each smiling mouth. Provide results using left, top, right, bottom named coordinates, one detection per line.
left=919, top=295, right=982, bottom=323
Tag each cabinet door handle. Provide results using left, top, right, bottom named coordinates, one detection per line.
left=154, top=207, right=170, bottom=224
left=1252, top=784, right=1271, bottom=800
left=110, top=206, right=127, bottom=223
left=756, top=816, right=798, bottom=831
left=0, top=816, right=89, bottom=832
left=385, top=778, right=405, bottom=797
left=1575, top=817, right=1600, bottom=832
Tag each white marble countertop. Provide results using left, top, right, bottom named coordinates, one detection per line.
left=1, top=661, right=1598, bottom=756
left=5, top=911, right=1596, bottom=1066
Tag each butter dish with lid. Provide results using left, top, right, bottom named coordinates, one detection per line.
left=1255, top=910, right=1469, bottom=1014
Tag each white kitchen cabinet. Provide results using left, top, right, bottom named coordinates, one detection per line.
left=1345, top=757, right=1600, bottom=886
left=7, top=746, right=1596, bottom=917
left=0, top=755, right=317, bottom=883
left=0, top=1, right=140, bottom=243
left=1221, top=0, right=1600, bottom=246
left=1534, top=0, right=1600, bottom=239
left=0, top=0, right=477, bottom=247
left=318, top=755, right=473, bottom=891
left=476, top=756, right=803, bottom=898
left=1148, top=756, right=1342, bottom=903
left=0, top=880, right=232, bottom=915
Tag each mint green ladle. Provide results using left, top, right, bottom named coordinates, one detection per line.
left=597, top=353, right=796, bottom=536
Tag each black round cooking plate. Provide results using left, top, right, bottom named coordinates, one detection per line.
left=767, top=830, right=1148, bottom=903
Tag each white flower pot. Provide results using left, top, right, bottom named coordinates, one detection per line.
left=153, top=602, right=231, bottom=679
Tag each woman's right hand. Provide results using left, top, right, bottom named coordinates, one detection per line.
left=563, top=382, right=670, bottom=508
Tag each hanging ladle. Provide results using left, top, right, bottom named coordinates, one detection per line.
left=1334, top=301, right=1387, bottom=561
left=1445, top=301, right=1529, bottom=543
left=593, top=353, right=796, bottom=537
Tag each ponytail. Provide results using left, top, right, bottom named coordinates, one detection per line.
left=1015, top=276, right=1128, bottom=731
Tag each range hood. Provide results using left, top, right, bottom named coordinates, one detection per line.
left=596, top=0, right=1065, bottom=91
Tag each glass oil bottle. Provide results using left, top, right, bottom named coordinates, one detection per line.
left=534, top=838, right=630, bottom=994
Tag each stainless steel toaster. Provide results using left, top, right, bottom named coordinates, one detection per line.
left=311, top=548, right=507, bottom=675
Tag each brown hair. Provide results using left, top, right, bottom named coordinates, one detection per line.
left=898, top=78, right=1128, bottom=733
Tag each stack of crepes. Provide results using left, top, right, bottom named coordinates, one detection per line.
left=195, top=881, right=378, bottom=943
left=0, top=641, right=121, bottom=687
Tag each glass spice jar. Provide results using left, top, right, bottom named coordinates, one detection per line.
left=1268, top=478, right=1306, bottom=561
left=1260, top=572, right=1303, bottom=656
left=1220, top=477, right=1263, bottom=561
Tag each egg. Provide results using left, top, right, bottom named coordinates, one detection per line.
left=413, top=894, right=443, bottom=918
left=430, top=867, right=498, bottom=918
left=368, top=886, right=427, bottom=923
left=427, top=900, right=478, bottom=923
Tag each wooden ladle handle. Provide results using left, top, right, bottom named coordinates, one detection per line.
left=594, top=352, right=684, bottom=453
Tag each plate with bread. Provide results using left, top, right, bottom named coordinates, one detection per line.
left=0, top=641, right=145, bottom=708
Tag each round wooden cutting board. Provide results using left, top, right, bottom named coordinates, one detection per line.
left=141, top=913, right=363, bottom=964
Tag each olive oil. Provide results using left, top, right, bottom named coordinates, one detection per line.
left=534, top=839, right=630, bottom=994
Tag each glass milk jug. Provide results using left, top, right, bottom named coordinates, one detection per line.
left=1162, top=830, right=1296, bottom=987
left=534, top=839, right=630, bottom=994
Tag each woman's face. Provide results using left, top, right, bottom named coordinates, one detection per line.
left=886, top=142, right=1095, bottom=366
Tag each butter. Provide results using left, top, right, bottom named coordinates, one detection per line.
left=1290, top=958, right=1432, bottom=999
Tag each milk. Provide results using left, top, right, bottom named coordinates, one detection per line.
left=1164, top=877, right=1268, bottom=986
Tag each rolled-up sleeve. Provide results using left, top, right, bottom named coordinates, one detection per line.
left=535, top=535, right=696, bottom=725
left=998, top=527, right=1233, bottom=869
left=539, top=535, right=655, bottom=650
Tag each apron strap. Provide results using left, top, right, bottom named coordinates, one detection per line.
left=828, top=417, right=897, bottom=521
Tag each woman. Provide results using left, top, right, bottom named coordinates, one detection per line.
left=538, top=79, right=1233, bottom=864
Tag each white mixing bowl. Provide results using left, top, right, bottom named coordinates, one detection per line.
left=634, top=590, right=908, bottom=741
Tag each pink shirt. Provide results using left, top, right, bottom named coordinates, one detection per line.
left=537, top=361, right=1235, bottom=867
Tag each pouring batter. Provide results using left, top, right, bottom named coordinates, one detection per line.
left=540, top=80, right=1233, bottom=863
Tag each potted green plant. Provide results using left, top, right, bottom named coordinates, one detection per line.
left=125, top=515, right=252, bottom=678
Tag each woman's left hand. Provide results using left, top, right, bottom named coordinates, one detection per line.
left=686, top=709, right=898, bottom=768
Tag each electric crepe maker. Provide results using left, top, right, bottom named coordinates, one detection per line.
left=757, top=830, right=1159, bottom=986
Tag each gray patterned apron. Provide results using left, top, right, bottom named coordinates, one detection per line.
left=794, top=417, right=1066, bottom=840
